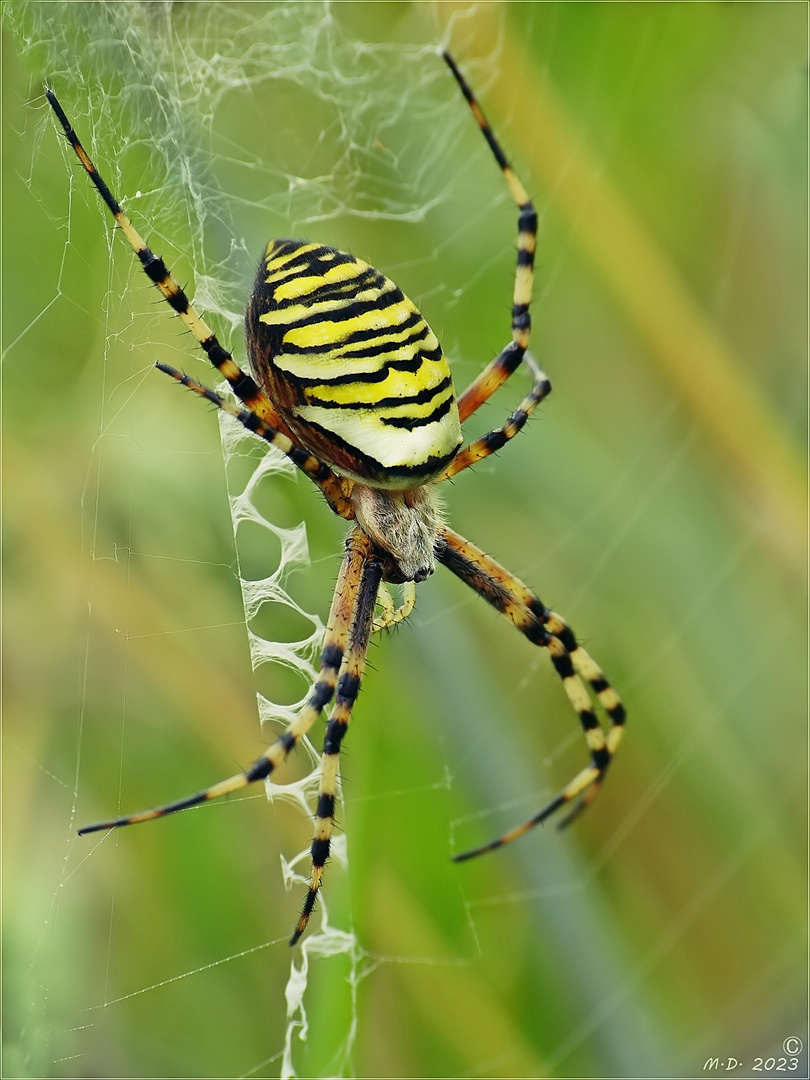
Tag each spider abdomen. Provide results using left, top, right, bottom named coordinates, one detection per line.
left=246, top=240, right=462, bottom=489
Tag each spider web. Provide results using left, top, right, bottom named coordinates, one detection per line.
left=5, top=2, right=512, bottom=1077
left=5, top=3, right=807, bottom=1078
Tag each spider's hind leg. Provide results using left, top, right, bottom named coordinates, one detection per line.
left=442, top=53, right=537, bottom=426
left=435, top=526, right=625, bottom=862
left=440, top=354, right=551, bottom=481
left=156, top=364, right=354, bottom=519
left=45, top=89, right=279, bottom=422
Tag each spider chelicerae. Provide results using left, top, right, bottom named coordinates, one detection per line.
left=48, top=52, right=626, bottom=945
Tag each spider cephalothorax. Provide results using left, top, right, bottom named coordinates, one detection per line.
left=350, top=483, right=445, bottom=584
left=49, top=51, right=625, bottom=946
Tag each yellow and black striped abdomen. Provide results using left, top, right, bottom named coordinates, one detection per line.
left=246, top=240, right=462, bottom=488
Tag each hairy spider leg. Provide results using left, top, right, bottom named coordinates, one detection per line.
left=435, top=527, right=625, bottom=861
left=45, top=87, right=351, bottom=514
left=53, top=52, right=627, bottom=941
left=45, top=91, right=274, bottom=418
left=157, top=364, right=354, bottom=517
left=78, top=530, right=368, bottom=847
left=442, top=527, right=626, bottom=730
left=440, top=353, right=551, bottom=480
left=292, top=545, right=384, bottom=944
left=442, top=52, right=539, bottom=429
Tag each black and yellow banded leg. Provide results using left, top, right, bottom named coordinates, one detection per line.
left=440, top=528, right=625, bottom=740
left=45, top=88, right=289, bottom=428
left=292, top=550, right=384, bottom=945
left=78, top=529, right=370, bottom=858
left=439, top=354, right=551, bottom=480
left=46, top=89, right=358, bottom=521
left=443, top=53, right=537, bottom=425
left=156, top=364, right=354, bottom=519
left=435, top=527, right=625, bottom=861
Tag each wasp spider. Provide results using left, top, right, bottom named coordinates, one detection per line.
left=48, top=52, right=626, bottom=945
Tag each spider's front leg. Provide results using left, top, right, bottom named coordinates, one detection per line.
left=77, top=530, right=370, bottom=903
left=436, top=527, right=625, bottom=861
left=292, top=543, right=384, bottom=944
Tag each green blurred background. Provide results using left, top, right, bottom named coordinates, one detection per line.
left=3, top=3, right=806, bottom=1077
